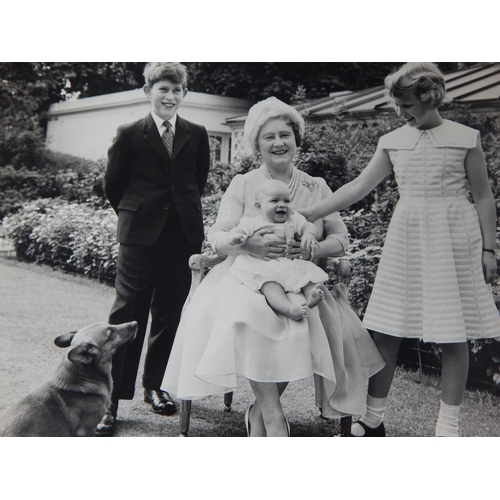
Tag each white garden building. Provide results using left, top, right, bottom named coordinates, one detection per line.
left=45, top=89, right=254, bottom=163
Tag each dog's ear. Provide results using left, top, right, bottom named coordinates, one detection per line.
left=54, top=331, right=78, bottom=348
left=67, top=342, right=101, bottom=365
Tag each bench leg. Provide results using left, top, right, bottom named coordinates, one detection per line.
left=179, top=400, right=192, bottom=437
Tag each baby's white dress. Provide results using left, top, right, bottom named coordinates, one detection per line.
left=229, top=212, right=328, bottom=293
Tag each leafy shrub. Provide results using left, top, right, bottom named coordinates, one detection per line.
left=0, top=151, right=108, bottom=218
left=0, top=128, right=46, bottom=168
left=53, top=158, right=107, bottom=208
left=204, top=161, right=245, bottom=197
left=297, top=119, right=377, bottom=189
left=0, top=166, right=60, bottom=218
left=4, top=198, right=118, bottom=282
left=296, top=116, right=401, bottom=211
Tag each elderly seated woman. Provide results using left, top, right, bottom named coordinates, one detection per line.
left=161, top=97, right=384, bottom=436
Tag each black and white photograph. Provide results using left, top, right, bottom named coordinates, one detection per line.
left=1, top=3, right=498, bottom=498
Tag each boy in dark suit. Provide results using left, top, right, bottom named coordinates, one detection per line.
left=97, top=62, right=210, bottom=436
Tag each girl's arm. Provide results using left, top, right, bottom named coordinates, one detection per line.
left=465, top=141, right=498, bottom=284
left=299, top=148, right=393, bottom=222
left=302, top=220, right=323, bottom=241
left=286, top=200, right=348, bottom=261
left=286, top=233, right=346, bottom=261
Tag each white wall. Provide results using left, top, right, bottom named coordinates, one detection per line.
left=46, top=89, right=253, bottom=162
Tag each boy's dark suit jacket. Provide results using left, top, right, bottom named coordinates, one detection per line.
left=105, top=113, right=210, bottom=246
left=104, top=112, right=210, bottom=399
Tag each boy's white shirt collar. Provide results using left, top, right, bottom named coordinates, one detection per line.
left=151, top=111, right=177, bottom=135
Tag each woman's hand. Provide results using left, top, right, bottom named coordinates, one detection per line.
left=244, top=227, right=286, bottom=260
left=285, top=237, right=312, bottom=261
left=482, top=251, right=498, bottom=284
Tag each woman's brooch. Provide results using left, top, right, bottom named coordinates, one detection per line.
left=301, top=178, right=316, bottom=193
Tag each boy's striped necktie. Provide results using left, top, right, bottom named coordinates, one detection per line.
left=162, top=121, right=174, bottom=157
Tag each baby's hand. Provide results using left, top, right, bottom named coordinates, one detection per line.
left=229, top=233, right=248, bottom=246
left=300, top=234, right=319, bottom=259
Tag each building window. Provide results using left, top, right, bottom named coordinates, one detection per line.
left=210, top=135, right=222, bottom=162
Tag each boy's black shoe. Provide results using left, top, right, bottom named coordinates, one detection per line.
left=144, top=389, right=177, bottom=415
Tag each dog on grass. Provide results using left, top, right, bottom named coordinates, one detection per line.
left=0, top=321, right=137, bottom=437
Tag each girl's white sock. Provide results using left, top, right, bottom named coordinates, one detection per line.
left=351, top=395, right=387, bottom=436
left=435, top=400, right=460, bottom=437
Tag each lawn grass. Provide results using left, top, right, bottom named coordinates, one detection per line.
left=0, top=258, right=498, bottom=438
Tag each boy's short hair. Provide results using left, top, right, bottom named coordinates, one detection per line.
left=143, top=62, right=188, bottom=89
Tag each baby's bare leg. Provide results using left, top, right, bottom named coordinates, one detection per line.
left=303, top=283, right=325, bottom=308
left=260, top=281, right=307, bottom=321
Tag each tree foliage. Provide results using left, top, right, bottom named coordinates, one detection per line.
left=184, top=62, right=403, bottom=102
left=0, top=62, right=144, bottom=128
left=0, top=62, right=146, bottom=166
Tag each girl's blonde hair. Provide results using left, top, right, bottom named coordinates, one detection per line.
left=385, top=62, right=447, bottom=108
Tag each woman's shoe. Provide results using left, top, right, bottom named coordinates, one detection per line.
left=351, top=420, right=385, bottom=437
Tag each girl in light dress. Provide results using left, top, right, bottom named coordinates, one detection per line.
left=300, top=62, right=500, bottom=437
left=228, top=179, right=327, bottom=321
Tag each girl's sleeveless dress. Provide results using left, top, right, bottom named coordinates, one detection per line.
left=229, top=213, right=329, bottom=293
left=362, top=120, right=500, bottom=343
left=162, top=167, right=385, bottom=417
